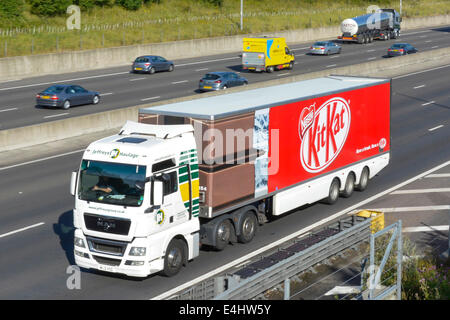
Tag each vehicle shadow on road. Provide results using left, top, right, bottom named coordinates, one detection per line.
left=53, top=210, right=76, bottom=266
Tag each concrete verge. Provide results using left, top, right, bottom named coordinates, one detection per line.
left=1, top=47, right=450, bottom=153
left=0, top=15, right=449, bottom=81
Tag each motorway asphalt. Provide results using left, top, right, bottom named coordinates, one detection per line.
left=0, top=25, right=450, bottom=130
left=0, top=62, right=448, bottom=299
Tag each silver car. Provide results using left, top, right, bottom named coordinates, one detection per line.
left=132, top=55, right=174, bottom=74
left=198, top=72, right=248, bottom=92
left=309, top=41, right=342, bottom=55
left=36, top=84, right=100, bottom=109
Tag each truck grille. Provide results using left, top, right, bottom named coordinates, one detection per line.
left=84, top=213, right=131, bottom=236
left=93, top=255, right=122, bottom=266
left=86, top=236, right=128, bottom=256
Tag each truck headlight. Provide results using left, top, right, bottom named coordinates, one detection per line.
left=74, top=236, right=85, bottom=248
left=129, top=247, right=146, bottom=256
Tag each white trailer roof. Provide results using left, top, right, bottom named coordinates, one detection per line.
left=140, top=75, right=389, bottom=120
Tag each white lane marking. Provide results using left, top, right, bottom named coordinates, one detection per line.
left=325, top=286, right=360, bottom=296
left=277, top=73, right=290, bottom=77
left=326, top=64, right=337, bottom=68
left=431, top=46, right=439, bottom=49
left=0, top=222, right=45, bottom=238
left=391, top=188, right=450, bottom=194
left=329, top=55, right=340, bottom=59
left=0, top=149, right=85, bottom=171
left=403, top=225, right=449, bottom=233
left=425, top=40, right=432, bottom=43
left=290, top=46, right=310, bottom=51
left=419, top=35, right=427, bottom=38
left=429, top=125, right=444, bottom=132
left=367, top=57, right=377, bottom=61
left=43, top=113, right=69, bottom=119
left=100, top=92, right=113, bottom=96
left=129, top=77, right=146, bottom=81
left=195, top=68, right=209, bottom=72
left=413, top=85, right=425, bottom=89
left=393, top=64, right=450, bottom=79
left=426, top=173, right=450, bottom=178
left=367, top=49, right=376, bottom=52
left=421, top=101, right=435, bottom=106
left=140, top=96, right=160, bottom=101
left=151, top=160, right=450, bottom=300
left=0, top=107, right=18, bottom=113
left=0, top=71, right=129, bottom=91
left=172, top=80, right=188, bottom=84
left=175, top=57, right=238, bottom=67
left=356, top=206, right=450, bottom=213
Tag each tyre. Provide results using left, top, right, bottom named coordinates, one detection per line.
left=237, top=211, right=257, bottom=244
left=162, top=239, right=185, bottom=277
left=266, top=66, right=274, bottom=73
left=288, top=61, right=294, bottom=70
left=168, top=64, right=174, bottom=72
left=341, top=173, right=355, bottom=198
left=324, top=179, right=340, bottom=204
left=149, top=67, right=156, bottom=74
left=356, top=167, right=370, bottom=191
left=62, top=100, right=71, bottom=110
left=222, top=85, right=228, bottom=90
left=92, top=95, right=100, bottom=105
left=214, top=219, right=233, bottom=251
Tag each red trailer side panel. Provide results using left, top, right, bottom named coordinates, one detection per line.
left=268, top=82, right=390, bottom=193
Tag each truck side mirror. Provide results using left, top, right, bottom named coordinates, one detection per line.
left=152, top=180, right=164, bottom=206
left=70, top=171, right=77, bottom=196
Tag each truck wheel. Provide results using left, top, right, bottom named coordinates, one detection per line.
left=324, top=179, right=340, bottom=204
left=356, top=167, right=370, bottom=191
left=162, top=239, right=185, bottom=277
left=288, top=61, right=294, bottom=70
left=214, top=219, right=233, bottom=251
left=237, top=211, right=257, bottom=243
left=341, top=173, right=355, bottom=198
left=266, top=66, right=274, bottom=73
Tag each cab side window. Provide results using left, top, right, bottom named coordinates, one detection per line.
left=152, top=159, right=178, bottom=196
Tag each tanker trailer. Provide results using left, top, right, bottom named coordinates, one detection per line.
left=339, top=9, right=401, bottom=44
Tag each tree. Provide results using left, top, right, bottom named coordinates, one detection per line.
left=117, top=0, right=143, bottom=11
left=0, top=0, right=25, bottom=20
left=28, top=0, right=72, bottom=16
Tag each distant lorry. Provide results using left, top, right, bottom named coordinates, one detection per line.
left=71, top=75, right=391, bottom=278
left=242, top=37, right=295, bottom=72
left=339, top=8, right=401, bottom=43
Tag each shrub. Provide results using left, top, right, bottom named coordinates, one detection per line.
left=117, top=0, right=143, bottom=11
left=0, top=0, right=25, bottom=19
left=28, top=0, right=72, bottom=16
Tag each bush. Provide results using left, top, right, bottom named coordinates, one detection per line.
left=117, top=0, right=143, bottom=10
left=0, top=0, right=25, bottom=19
left=28, top=0, right=72, bottom=16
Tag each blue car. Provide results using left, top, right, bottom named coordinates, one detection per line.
left=36, top=85, right=100, bottom=109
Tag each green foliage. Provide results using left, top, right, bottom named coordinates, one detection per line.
left=0, top=0, right=25, bottom=19
left=28, top=0, right=72, bottom=16
left=116, top=0, right=143, bottom=10
left=204, top=0, right=223, bottom=7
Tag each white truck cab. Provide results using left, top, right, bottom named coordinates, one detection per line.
left=71, top=121, right=200, bottom=277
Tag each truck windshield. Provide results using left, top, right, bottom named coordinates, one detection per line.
left=78, top=160, right=146, bottom=207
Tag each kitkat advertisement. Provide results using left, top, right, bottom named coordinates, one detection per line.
left=267, top=82, right=390, bottom=193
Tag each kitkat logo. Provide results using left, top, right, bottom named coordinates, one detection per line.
left=299, top=97, right=351, bottom=173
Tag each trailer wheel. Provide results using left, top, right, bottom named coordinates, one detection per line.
left=341, top=173, right=355, bottom=198
left=162, top=239, right=185, bottom=277
left=356, top=167, right=370, bottom=191
left=214, top=219, right=233, bottom=251
left=324, top=179, right=340, bottom=204
left=237, top=211, right=257, bottom=244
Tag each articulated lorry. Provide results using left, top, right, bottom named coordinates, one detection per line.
left=339, top=8, right=401, bottom=43
left=242, top=37, right=295, bottom=73
left=71, top=75, right=391, bottom=278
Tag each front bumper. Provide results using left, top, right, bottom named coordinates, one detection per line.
left=73, top=229, right=164, bottom=278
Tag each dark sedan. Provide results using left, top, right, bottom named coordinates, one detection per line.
left=132, top=55, right=174, bottom=74
left=387, top=43, right=418, bottom=57
left=36, top=85, right=100, bottom=109
left=199, top=72, right=248, bottom=92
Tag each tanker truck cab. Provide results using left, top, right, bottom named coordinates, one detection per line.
left=70, top=121, right=201, bottom=277
left=242, top=37, right=295, bottom=73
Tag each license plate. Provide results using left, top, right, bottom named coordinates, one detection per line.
left=203, top=86, right=212, bottom=89
left=41, top=95, right=50, bottom=99
left=135, top=67, right=142, bottom=70
left=314, top=48, right=321, bottom=50
left=393, top=50, right=398, bottom=52
left=98, top=265, right=116, bottom=273
left=249, top=67, right=255, bottom=70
